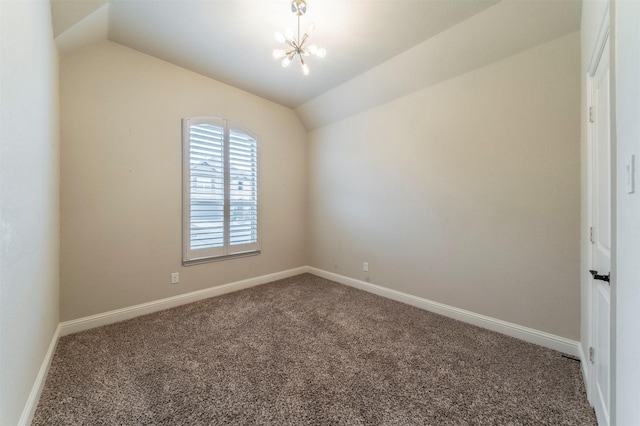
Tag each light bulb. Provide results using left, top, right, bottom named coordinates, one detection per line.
left=282, top=57, right=292, bottom=68
left=274, top=32, right=286, bottom=43
left=316, top=48, right=327, bottom=58
left=308, top=44, right=318, bottom=55
left=302, top=63, right=310, bottom=75
left=273, top=49, right=286, bottom=59
left=305, top=23, right=316, bottom=36
left=284, top=27, right=294, bottom=42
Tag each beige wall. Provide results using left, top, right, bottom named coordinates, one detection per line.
left=0, top=0, right=60, bottom=424
left=60, top=41, right=307, bottom=321
left=308, top=32, right=581, bottom=339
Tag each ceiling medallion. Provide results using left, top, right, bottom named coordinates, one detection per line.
left=272, top=0, right=326, bottom=76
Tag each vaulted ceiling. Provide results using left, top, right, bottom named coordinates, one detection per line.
left=51, top=0, right=582, bottom=119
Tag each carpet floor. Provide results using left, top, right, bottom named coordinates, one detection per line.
left=33, top=274, right=597, bottom=425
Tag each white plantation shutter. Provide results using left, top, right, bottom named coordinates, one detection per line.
left=189, top=122, right=225, bottom=253
left=228, top=128, right=259, bottom=253
left=183, top=118, right=259, bottom=263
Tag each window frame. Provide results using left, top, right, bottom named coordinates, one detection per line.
left=182, top=117, right=260, bottom=265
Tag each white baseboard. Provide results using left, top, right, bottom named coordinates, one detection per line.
left=307, top=267, right=581, bottom=357
left=18, top=324, right=61, bottom=426
left=60, top=266, right=308, bottom=336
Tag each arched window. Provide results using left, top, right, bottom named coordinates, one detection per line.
left=182, top=117, right=259, bottom=264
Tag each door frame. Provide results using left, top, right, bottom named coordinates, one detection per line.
left=585, top=2, right=611, bottom=416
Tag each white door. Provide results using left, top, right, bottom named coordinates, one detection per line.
left=590, top=36, right=611, bottom=426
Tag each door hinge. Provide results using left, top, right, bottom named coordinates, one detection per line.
left=589, top=347, right=595, bottom=363
left=590, top=226, right=595, bottom=244
left=589, top=106, right=595, bottom=123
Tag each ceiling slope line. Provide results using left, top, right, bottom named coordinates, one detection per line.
left=55, top=3, right=110, bottom=56
left=295, top=0, right=581, bottom=131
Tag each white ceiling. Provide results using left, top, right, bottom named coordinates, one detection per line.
left=52, top=0, right=582, bottom=111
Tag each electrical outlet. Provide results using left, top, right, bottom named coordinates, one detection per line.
left=171, top=272, right=179, bottom=284
left=363, top=262, right=369, bottom=272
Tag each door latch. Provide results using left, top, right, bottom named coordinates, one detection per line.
left=589, top=270, right=610, bottom=283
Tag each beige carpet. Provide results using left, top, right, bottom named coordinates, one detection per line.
left=33, top=274, right=596, bottom=425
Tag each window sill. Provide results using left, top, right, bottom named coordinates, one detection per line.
left=183, top=250, right=261, bottom=267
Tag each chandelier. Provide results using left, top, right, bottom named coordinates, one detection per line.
left=272, top=0, right=326, bottom=75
